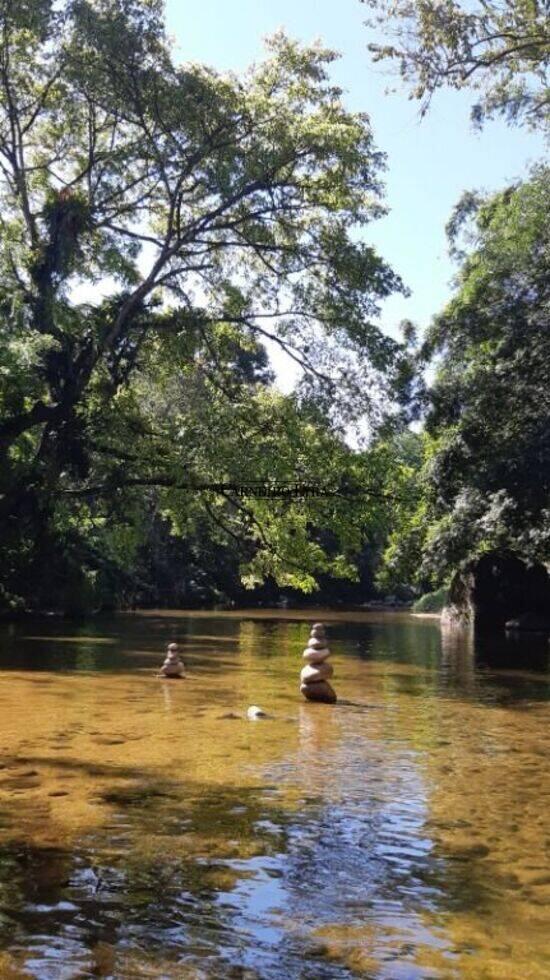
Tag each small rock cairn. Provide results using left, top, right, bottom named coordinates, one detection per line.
left=300, top=623, right=336, bottom=703
left=159, top=642, right=185, bottom=679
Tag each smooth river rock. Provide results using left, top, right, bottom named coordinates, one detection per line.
left=306, top=637, right=327, bottom=650
left=161, top=662, right=185, bottom=678
left=300, top=680, right=337, bottom=704
left=247, top=705, right=268, bottom=719
left=302, top=647, right=331, bottom=664
left=301, top=662, right=334, bottom=684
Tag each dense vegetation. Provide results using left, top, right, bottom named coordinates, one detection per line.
left=0, top=0, right=416, bottom=613
left=381, top=168, right=550, bottom=592
left=0, top=0, right=547, bottom=615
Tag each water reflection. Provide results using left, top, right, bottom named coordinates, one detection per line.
left=0, top=610, right=548, bottom=977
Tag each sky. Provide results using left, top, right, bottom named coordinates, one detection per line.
left=166, top=0, right=544, bottom=360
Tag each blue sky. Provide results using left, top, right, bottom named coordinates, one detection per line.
left=166, top=0, right=544, bottom=342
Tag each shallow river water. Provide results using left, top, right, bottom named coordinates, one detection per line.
left=0, top=609, right=549, bottom=979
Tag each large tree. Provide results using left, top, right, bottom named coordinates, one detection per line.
left=0, top=0, right=408, bottom=609
left=381, top=167, right=550, bottom=589
left=362, top=0, right=550, bottom=130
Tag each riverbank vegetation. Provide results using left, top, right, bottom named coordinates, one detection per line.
left=380, top=169, right=550, bottom=594
left=0, top=0, right=547, bottom=615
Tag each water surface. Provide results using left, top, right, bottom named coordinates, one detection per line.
left=0, top=610, right=549, bottom=978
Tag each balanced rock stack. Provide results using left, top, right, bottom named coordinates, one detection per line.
left=300, top=623, right=337, bottom=703
left=159, top=642, right=185, bottom=678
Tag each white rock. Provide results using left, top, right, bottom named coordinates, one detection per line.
left=307, top=638, right=327, bottom=650
left=301, top=663, right=333, bottom=684
left=302, top=647, right=331, bottom=663
left=247, top=705, right=268, bottom=719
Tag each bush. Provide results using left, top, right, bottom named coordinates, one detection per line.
left=412, top=587, right=448, bottom=613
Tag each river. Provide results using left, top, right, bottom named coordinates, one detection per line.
left=0, top=609, right=548, bottom=978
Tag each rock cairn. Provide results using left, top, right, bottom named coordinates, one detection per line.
left=159, top=642, right=185, bottom=679
left=300, top=623, right=336, bottom=703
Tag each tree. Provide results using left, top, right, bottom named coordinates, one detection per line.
left=0, top=0, right=407, bottom=609
left=386, top=168, right=550, bottom=588
left=362, top=0, right=550, bottom=129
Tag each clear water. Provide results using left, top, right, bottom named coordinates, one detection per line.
left=0, top=610, right=548, bottom=978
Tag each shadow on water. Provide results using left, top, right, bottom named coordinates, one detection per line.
left=0, top=779, right=360, bottom=978
left=0, top=769, right=501, bottom=980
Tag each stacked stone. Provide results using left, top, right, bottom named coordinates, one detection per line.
left=159, top=642, right=185, bottom=678
left=300, top=623, right=336, bottom=703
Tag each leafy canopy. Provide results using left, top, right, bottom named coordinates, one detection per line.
left=382, top=168, right=550, bottom=588
left=362, top=0, right=550, bottom=130
left=0, top=0, right=407, bottom=606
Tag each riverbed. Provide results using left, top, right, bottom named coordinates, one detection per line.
left=0, top=610, right=548, bottom=978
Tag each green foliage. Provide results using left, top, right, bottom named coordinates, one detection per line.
left=388, top=168, right=550, bottom=586
left=0, top=1, right=407, bottom=611
left=362, top=0, right=550, bottom=130
left=374, top=431, right=426, bottom=590
left=412, top=587, right=448, bottom=613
